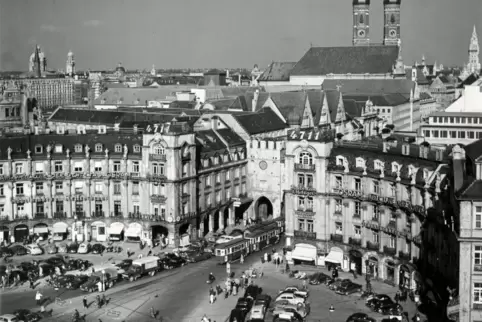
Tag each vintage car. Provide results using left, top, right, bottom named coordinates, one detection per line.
left=235, top=297, right=254, bottom=313
left=366, top=294, right=392, bottom=308
left=45, top=244, right=58, bottom=254
left=115, top=259, right=133, bottom=271
left=92, top=244, right=105, bottom=254
left=9, top=245, right=28, bottom=256
left=280, top=286, right=309, bottom=298
left=0, top=314, right=23, bottom=322
left=77, top=243, right=91, bottom=254
left=25, top=244, right=43, bottom=255
left=185, top=252, right=212, bottom=263
left=329, top=278, right=352, bottom=291
left=275, top=292, right=306, bottom=306
left=346, top=312, right=377, bottom=322
left=80, top=269, right=118, bottom=292
left=54, top=274, right=89, bottom=289
left=335, top=282, right=363, bottom=295
left=254, top=294, right=272, bottom=309
left=13, top=308, right=42, bottom=322
left=67, top=243, right=79, bottom=254
left=309, top=272, right=330, bottom=285
left=248, top=304, right=266, bottom=320
left=245, top=285, right=263, bottom=299
left=272, top=303, right=309, bottom=320
left=58, top=244, right=68, bottom=253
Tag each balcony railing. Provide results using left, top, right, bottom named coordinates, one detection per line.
left=383, top=246, right=397, bottom=256
left=349, top=237, right=362, bottom=246
left=74, top=211, right=86, bottom=219
left=330, top=234, right=343, bottom=243
left=149, top=154, right=167, bottom=161
left=34, top=213, right=46, bottom=219
left=92, top=211, right=105, bottom=218
left=111, top=211, right=123, bottom=218
left=53, top=212, right=67, bottom=219
left=474, top=265, right=482, bottom=272
left=294, top=163, right=315, bottom=171
left=297, top=207, right=314, bottom=213
left=294, top=230, right=317, bottom=240
left=398, top=251, right=411, bottom=261
left=367, top=241, right=379, bottom=251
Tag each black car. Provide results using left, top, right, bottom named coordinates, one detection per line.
left=366, top=294, right=392, bottom=308
left=67, top=243, right=79, bottom=253
left=371, top=298, right=396, bottom=313
left=229, top=308, right=246, bottom=322
left=44, top=256, right=66, bottom=267
left=346, top=312, right=376, bottom=322
left=9, top=245, right=28, bottom=256
left=92, top=244, right=105, bottom=254
left=19, top=261, right=38, bottom=273
left=379, top=303, right=402, bottom=315
left=66, top=259, right=91, bottom=271
left=66, top=275, right=89, bottom=289
left=336, top=282, right=363, bottom=295
left=160, top=258, right=183, bottom=269
left=0, top=246, right=13, bottom=257
left=255, top=294, right=272, bottom=308
left=235, top=297, right=254, bottom=313
left=245, top=285, right=263, bottom=299
left=116, top=259, right=133, bottom=271
left=13, top=309, right=41, bottom=322
left=329, top=278, right=352, bottom=291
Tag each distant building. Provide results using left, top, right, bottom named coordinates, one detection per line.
left=203, top=69, right=227, bottom=87
left=66, top=51, right=75, bottom=76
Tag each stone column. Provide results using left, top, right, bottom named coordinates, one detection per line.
left=228, top=207, right=234, bottom=226
left=209, top=213, right=214, bottom=232
left=218, top=210, right=224, bottom=230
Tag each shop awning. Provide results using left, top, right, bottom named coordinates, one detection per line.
left=54, top=226, right=67, bottom=233
left=34, top=227, right=49, bottom=234
left=109, top=226, right=124, bottom=235
left=291, top=246, right=316, bottom=262
left=125, top=227, right=141, bottom=238
left=325, top=250, right=343, bottom=265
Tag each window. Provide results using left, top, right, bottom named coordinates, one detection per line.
left=226, top=170, right=231, bottom=181
left=354, top=225, right=361, bottom=237
left=114, top=182, right=121, bottom=194
left=133, top=203, right=140, bottom=214
left=298, top=174, right=305, bottom=187
left=114, top=144, right=122, bottom=153
left=74, top=181, right=83, bottom=193
left=132, top=161, right=139, bottom=173
left=298, top=197, right=305, bottom=210
left=95, top=182, right=103, bottom=193
left=35, top=162, right=44, bottom=173
left=354, top=178, right=361, bottom=191
left=15, top=163, right=23, bottom=174
left=183, top=203, right=188, bottom=215
left=474, top=283, right=482, bottom=304
left=54, top=161, right=63, bottom=172
left=307, top=220, right=314, bottom=233
left=226, top=189, right=231, bottom=200
left=133, top=144, right=141, bottom=153
left=335, top=199, right=342, bottom=212
left=205, top=175, right=211, bottom=187
left=306, top=174, right=313, bottom=188
left=153, top=163, right=164, bottom=175
left=335, top=176, right=343, bottom=189
left=235, top=168, right=240, bottom=177
left=132, top=182, right=139, bottom=195
left=355, top=158, right=365, bottom=168
left=94, top=161, right=102, bottom=172
left=372, top=230, right=380, bottom=244
left=450, top=131, right=457, bottom=138
left=373, top=181, right=380, bottom=194
left=475, top=246, right=482, bottom=266
left=298, top=219, right=305, bottom=231
left=182, top=163, right=188, bottom=176
left=389, top=236, right=396, bottom=248
left=35, top=145, right=43, bottom=154
left=390, top=184, right=396, bottom=197
left=16, top=183, right=24, bottom=195
left=215, top=173, right=221, bottom=183
left=299, top=152, right=313, bottom=165
left=74, top=161, right=83, bottom=172
left=154, top=145, right=165, bottom=155
left=354, top=201, right=361, bottom=216
left=336, top=156, right=344, bottom=166
left=0, top=184, right=3, bottom=196
left=374, top=160, right=383, bottom=170
left=55, top=182, right=63, bottom=193
left=95, top=144, right=103, bottom=152
left=306, top=197, right=313, bottom=210
left=17, top=203, right=25, bottom=213
left=476, top=206, right=482, bottom=229
left=458, top=131, right=466, bottom=139
left=74, top=144, right=82, bottom=153
left=35, top=182, right=43, bottom=194
left=182, top=183, right=188, bottom=194
left=335, top=223, right=343, bottom=234
left=373, top=205, right=380, bottom=220
left=215, top=191, right=221, bottom=203
left=113, top=161, right=121, bottom=172
left=54, top=144, right=63, bottom=153
left=0, top=164, right=3, bottom=175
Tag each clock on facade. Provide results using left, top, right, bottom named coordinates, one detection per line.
left=259, top=161, right=268, bottom=170
left=357, top=29, right=366, bottom=38
left=389, top=29, right=397, bottom=38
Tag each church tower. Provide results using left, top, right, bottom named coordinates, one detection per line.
left=353, top=0, right=370, bottom=46
left=66, top=50, right=75, bottom=75
left=383, top=0, right=401, bottom=46
left=34, top=46, right=41, bottom=78
left=468, top=25, right=481, bottom=74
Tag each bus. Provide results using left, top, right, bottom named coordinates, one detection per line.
left=245, top=221, right=280, bottom=253
left=214, top=238, right=249, bottom=264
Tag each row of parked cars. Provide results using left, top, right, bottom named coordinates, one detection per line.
left=0, top=242, right=108, bottom=257
left=307, top=272, right=363, bottom=295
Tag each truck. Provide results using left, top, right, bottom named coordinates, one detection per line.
left=122, top=256, right=162, bottom=282
left=80, top=268, right=120, bottom=292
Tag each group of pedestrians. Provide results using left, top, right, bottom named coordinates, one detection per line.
left=82, top=294, right=108, bottom=309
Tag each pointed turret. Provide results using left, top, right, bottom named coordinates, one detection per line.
left=34, top=45, right=41, bottom=78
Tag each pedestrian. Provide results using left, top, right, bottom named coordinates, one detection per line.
left=83, top=296, right=88, bottom=309
left=102, top=294, right=107, bottom=306
left=126, top=247, right=130, bottom=257
left=210, top=292, right=215, bottom=304
left=240, top=254, right=244, bottom=264
left=96, top=295, right=102, bottom=308
left=138, top=253, right=143, bottom=259
left=29, top=277, right=35, bottom=289
left=264, top=252, right=268, bottom=263
left=35, top=291, right=43, bottom=306
left=224, top=288, right=229, bottom=299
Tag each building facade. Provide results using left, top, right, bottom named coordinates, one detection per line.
left=21, top=78, right=75, bottom=112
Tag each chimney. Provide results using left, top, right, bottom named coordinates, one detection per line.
left=211, top=116, right=219, bottom=130
left=452, top=144, right=466, bottom=192
left=252, top=89, right=260, bottom=112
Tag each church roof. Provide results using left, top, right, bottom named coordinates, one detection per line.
left=290, top=45, right=399, bottom=76
left=258, top=62, right=296, bottom=81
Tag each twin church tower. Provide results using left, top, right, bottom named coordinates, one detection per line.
left=353, top=0, right=401, bottom=46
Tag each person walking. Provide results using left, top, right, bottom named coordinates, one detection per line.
left=35, top=291, right=43, bottom=306
left=210, top=292, right=215, bottom=304
left=102, top=294, right=107, bottom=307
left=29, top=276, right=35, bottom=289
left=83, top=296, right=88, bottom=309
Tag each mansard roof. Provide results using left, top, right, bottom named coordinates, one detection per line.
left=196, top=129, right=245, bottom=158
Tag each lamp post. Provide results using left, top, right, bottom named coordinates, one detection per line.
left=102, top=270, right=106, bottom=292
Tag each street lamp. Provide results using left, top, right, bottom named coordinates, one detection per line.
left=102, top=270, right=106, bottom=292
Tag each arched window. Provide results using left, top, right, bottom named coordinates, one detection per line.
left=359, top=14, right=364, bottom=24
left=299, top=152, right=313, bottom=165
left=154, top=145, right=165, bottom=155
left=390, top=14, right=396, bottom=24
left=95, top=144, right=103, bottom=152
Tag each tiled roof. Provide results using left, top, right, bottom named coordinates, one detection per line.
left=220, top=87, right=259, bottom=98
left=457, top=180, right=482, bottom=200
left=233, top=107, right=287, bottom=135
left=343, top=93, right=409, bottom=107
left=94, top=87, right=180, bottom=105
left=49, top=108, right=125, bottom=125
left=204, top=96, right=248, bottom=111
left=290, top=46, right=399, bottom=76
left=0, top=132, right=142, bottom=160
left=196, top=128, right=244, bottom=157
left=457, top=73, right=479, bottom=88
left=215, top=128, right=245, bottom=146
left=268, top=92, right=307, bottom=124
left=258, top=62, right=296, bottom=81
left=244, top=91, right=270, bottom=112
left=464, top=139, right=482, bottom=161
left=322, top=79, right=414, bottom=95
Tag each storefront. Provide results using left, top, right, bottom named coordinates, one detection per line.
left=324, top=247, right=344, bottom=270
left=125, top=223, right=143, bottom=243
left=14, top=224, right=29, bottom=242
left=366, top=256, right=379, bottom=278
left=349, top=249, right=363, bottom=275
left=33, top=223, right=49, bottom=241
left=91, top=221, right=107, bottom=242
left=109, top=222, right=124, bottom=241
left=0, top=226, right=9, bottom=243
left=290, top=243, right=317, bottom=265
left=385, top=259, right=396, bottom=284
left=72, top=221, right=85, bottom=242
left=53, top=222, right=68, bottom=241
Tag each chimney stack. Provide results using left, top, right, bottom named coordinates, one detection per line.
left=452, top=144, right=466, bottom=192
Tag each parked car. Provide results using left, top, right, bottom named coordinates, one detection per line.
left=378, top=303, right=403, bottom=315
left=115, top=259, right=133, bottom=271
left=52, top=274, right=77, bottom=288
left=273, top=312, right=303, bottom=322
left=0, top=314, right=23, bottom=322
left=336, top=282, right=363, bottom=295
left=281, top=286, right=309, bottom=298
left=92, top=244, right=105, bottom=254
left=186, top=252, right=212, bottom=263
left=13, top=308, right=41, bottom=322
left=249, top=304, right=266, bottom=320
left=81, top=269, right=118, bottom=292
left=235, top=297, right=254, bottom=313
left=329, top=279, right=352, bottom=291
left=254, top=294, right=272, bottom=308
left=67, top=243, right=79, bottom=254
left=66, top=259, right=91, bottom=271
left=44, top=256, right=66, bottom=267
left=58, top=244, right=68, bottom=253
left=160, top=258, right=183, bottom=270
left=272, top=303, right=309, bottom=319
left=9, top=245, right=28, bottom=256
left=229, top=308, right=246, bottom=322
left=275, top=292, right=306, bottom=306
left=177, top=244, right=193, bottom=252
left=245, top=285, right=263, bottom=299
left=366, top=294, right=392, bottom=309
left=346, top=312, right=376, bottom=322
left=0, top=247, right=13, bottom=257
left=25, top=244, right=43, bottom=255
left=77, top=243, right=91, bottom=254
left=45, top=244, right=58, bottom=254
left=370, top=298, right=397, bottom=313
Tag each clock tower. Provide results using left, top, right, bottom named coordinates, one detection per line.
left=353, top=0, right=370, bottom=46
left=383, top=0, right=401, bottom=46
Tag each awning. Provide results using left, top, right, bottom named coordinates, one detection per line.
left=325, top=250, right=343, bottom=265
left=125, top=227, right=141, bottom=238
left=109, top=226, right=124, bottom=235
left=54, top=226, right=67, bottom=233
left=291, top=246, right=316, bottom=262
left=34, top=227, right=49, bottom=234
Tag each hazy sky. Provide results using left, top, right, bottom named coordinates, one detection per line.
left=1, top=0, right=481, bottom=71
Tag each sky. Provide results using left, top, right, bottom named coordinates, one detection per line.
left=1, top=0, right=481, bottom=71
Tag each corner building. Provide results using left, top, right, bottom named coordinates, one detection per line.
left=283, top=128, right=448, bottom=290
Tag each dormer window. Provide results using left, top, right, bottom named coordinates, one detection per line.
left=95, top=144, right=103, bottom=152
left=54, top=144, right=63, bottom=153
left=74, top=144, right=82, bottom=153
left=374, top=160, right=384, bottom=170
left=240, top=151, right=245, bottom=159
left=34, top=145, right=43, bottom=154
left=355, top=157, right=365, bottom=168
left=114, top=144, right=122, bottom=153
left=133, top=144, right=141, bottom=153
left=300, top=152, right=313, bottom=165
left=336, top=156, right=344, bottom=166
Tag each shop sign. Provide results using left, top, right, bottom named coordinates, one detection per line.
left=291, top=185, right=317, bottom=196
left=362, top=220, right=380, bottom=230
left=367, top=193, right=395, bottom=205
left=332, top=188, right=363, bottom=199
left=296, top=211, right=315, bottom=219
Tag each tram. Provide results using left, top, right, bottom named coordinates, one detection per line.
left=214, top=238, right=249, bottom=264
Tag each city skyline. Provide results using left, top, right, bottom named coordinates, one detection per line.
left=0, top=0, right=481, bottom=71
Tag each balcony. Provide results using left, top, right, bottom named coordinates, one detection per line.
left=147, top=173, right=167, bottom=182
left=34, top=213, right=46, bottom=219
left=92, top=211, right=105, bottom=218
left=111, top=211, right=123, bottom=218
left=294, top=230, right=317, bottom=240
left=349, top=237, right=362, bottom=246
left=149, top=154, right=166, bottom=161
left=74, top=211, right=86, bottom=219
left=53, top=212, right=67, bottom=219
left=366, top=241, right=379, bottom=251
left=398, top=251, right=411, bottom=261
left=294, top=163, right=315, bottom=172
left=330, top=234, right=343, bottom=243
left=383, top=246, right=397, bottom=256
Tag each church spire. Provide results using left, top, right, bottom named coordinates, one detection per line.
left=468, top=25, right=480, bottom=75
left=34, top=45, right=41, bottom=78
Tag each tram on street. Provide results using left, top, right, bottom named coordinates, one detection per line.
left=214, top=237, right=249, bottom=264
